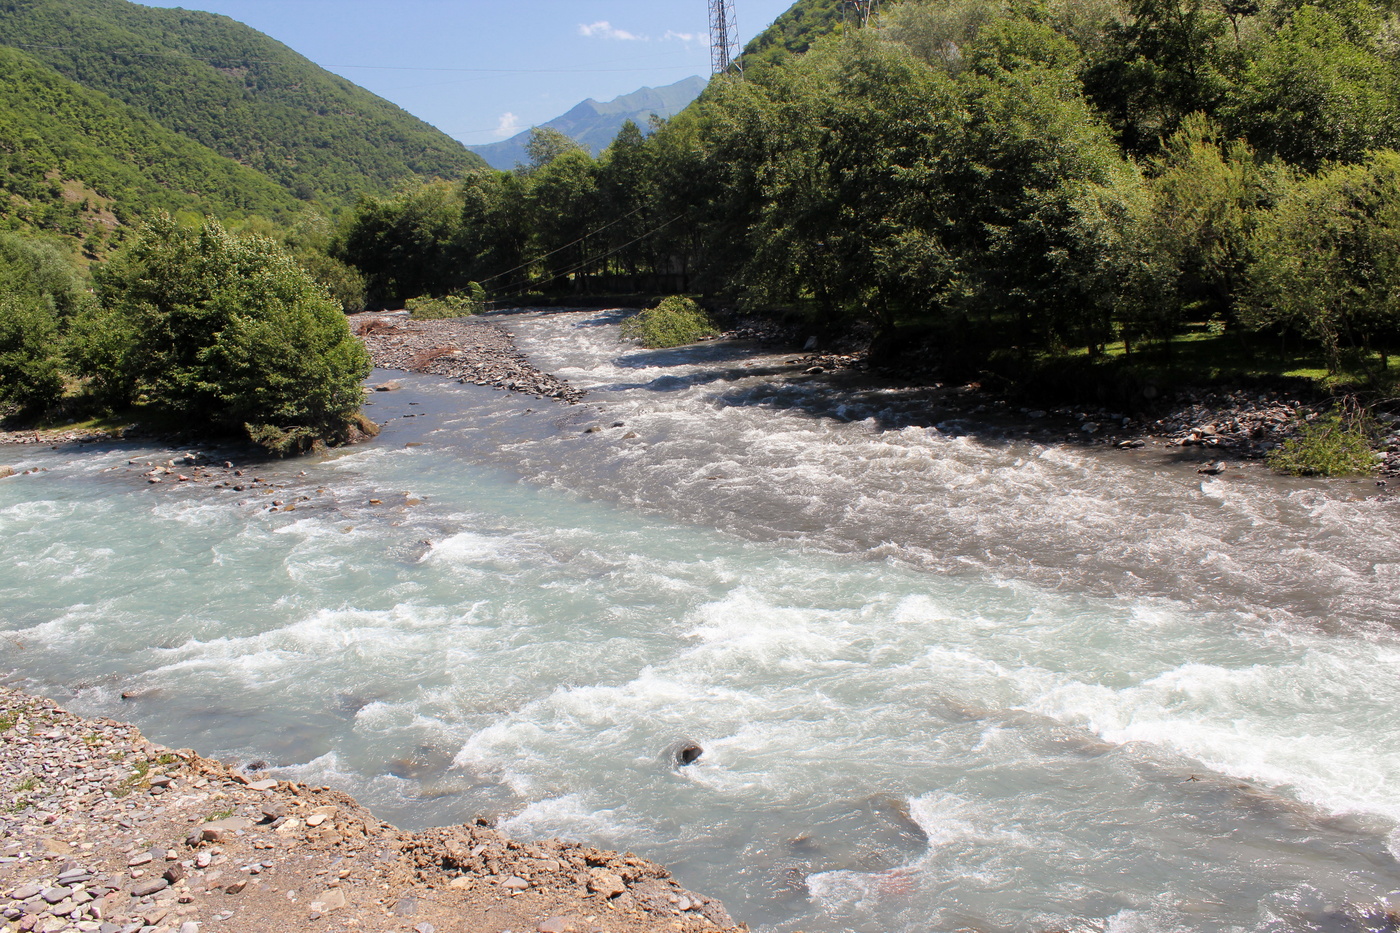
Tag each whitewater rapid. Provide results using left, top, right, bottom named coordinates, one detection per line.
left=2, top=308, right=1398, bottom=932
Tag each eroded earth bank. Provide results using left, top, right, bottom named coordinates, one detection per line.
left=0, top=688, right=743, bottom=933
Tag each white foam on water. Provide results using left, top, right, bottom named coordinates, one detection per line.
left=500, top=794, right=659, bottom=848
left=0, top=498, right=78, bottom=522
left=424, top=530, right=533, bottom=568
left=146, top=604, right=485, bottom=688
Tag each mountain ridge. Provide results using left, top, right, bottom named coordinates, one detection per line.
left=0, top=0, right=487, bottom=208
left=469, top=75, right=707, bottom=170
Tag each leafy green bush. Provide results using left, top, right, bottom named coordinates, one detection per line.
left=619, top=297, right=720, bottom=349
left=1267, top=407, right=1378, bottom=477
left=0, top=295, right=63, bottom=414
left=0, top=233, right=92, bottom=415
left=95, top=217, right=372, bottom=452
left=406, top=283, right=485, bottom=319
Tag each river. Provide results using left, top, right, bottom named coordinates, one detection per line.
left=3, top=308, right=1399, bottom=932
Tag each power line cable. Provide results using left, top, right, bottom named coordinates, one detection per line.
left=487, top=214, right=687, bottom=304
left=2, top=41, right=699, bottom=75
left=477, top=206, right=648, bottom=286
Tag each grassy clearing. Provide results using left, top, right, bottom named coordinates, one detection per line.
left=1053, top=327, right=1400, bottom=388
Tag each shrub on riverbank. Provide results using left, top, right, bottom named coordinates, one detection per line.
left=619, top=297, right=719, bottom=349
left=1267, top=404, right=1378, bottom=476
left=407, top=284, right=485, bottom=319
left=89, top=217, right=372, bottom=452
left=0, top=233, right=93, bottom=416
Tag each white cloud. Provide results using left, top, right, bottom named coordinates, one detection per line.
left=662, top=30, right=700, bottom=42
left=578, top=21, right=645, bottom=41
left=494, top=112, right=522, bottom=138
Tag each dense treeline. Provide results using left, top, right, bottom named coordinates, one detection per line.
left=0, top=0, right=486, bottom=208
left=336, top=0, right=1400, bottom=391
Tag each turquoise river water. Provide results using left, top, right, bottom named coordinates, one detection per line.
left=4, top=308, right=1400, bottom=933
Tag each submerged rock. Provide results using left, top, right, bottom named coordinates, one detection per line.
left=665, top=739, right=704, bottom=767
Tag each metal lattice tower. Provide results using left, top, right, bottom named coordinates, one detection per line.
left=842, top=0, right=878, bottom=28
left=709, top=0, right=740, bottom=75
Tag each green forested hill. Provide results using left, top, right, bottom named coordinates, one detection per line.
left=0, top=44, right=300, bottom=247
left=0, top=0, right=486, bottom=207
left=740, top=0, right=848, bottom=72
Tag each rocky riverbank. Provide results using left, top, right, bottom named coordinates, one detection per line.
left=353, top=314, right=585, bottom=405
left=771, top=344, right=1400, bottom=476
left=0, top=687, right=743, bottom=933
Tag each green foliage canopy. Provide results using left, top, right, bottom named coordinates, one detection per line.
left=94, top=217, right=371, bottom=445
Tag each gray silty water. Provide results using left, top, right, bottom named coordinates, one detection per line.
left=2, top=307, right=1399, bottom=933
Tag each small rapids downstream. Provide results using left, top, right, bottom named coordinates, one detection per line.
left=4, top=308, right=1400, bottom=933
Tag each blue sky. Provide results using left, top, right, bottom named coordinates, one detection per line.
left=140, top=0, right=797, bottom=145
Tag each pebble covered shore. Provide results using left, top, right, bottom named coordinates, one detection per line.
left=354, top=314, right=585, bottom=405
left=0, top=688, right=743, bottom=933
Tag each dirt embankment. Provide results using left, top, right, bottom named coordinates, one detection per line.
left=0, top=687, right=744, bottom=933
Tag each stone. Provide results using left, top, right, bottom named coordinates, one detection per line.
left=413, top=925, right=434, bottom=933
left=223, top=880, right=246, bottom=895
left=128, top=853, right=153, bottom=867
left=310, top=888, right=346, bottom=912
left=179, top=923, right=200, bottom=933
left=40, top=888, right=69, bottom=905
left=389, top=897, right=417, bottom=917
left=163, top=864, right=186, bottom=884
left=586, top=869, right=625, bottom=898
left=130, top=878, right=167, bottom=897
left=537, top=919, right=580, bottom=933
left=259, top=802, right=287, bottom=822
left=245, top=780, right=277, bottom=792
left=200, top=817, right=252, bottom=843
left=502, top=876, right=529, bottom=892
left=673, top=742, right=703, bottom=766
left=11, top=885, right=43, bottom=901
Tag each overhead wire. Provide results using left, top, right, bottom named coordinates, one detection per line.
left=477, top=206, right=648, bottom=287
left=2, top=41, right=700, bottom=75
left=486, top=213, right=688, bottom=306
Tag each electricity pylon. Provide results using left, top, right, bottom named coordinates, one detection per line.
left=843, top=0, right=878, bottom=28
left=709, top=0, right=740, bottom=75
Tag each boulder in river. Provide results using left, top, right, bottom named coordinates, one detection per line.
left=665, top=739, right=704, bottom=767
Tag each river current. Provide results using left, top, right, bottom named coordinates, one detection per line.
left=3, top=308, right=1400, bottom=932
